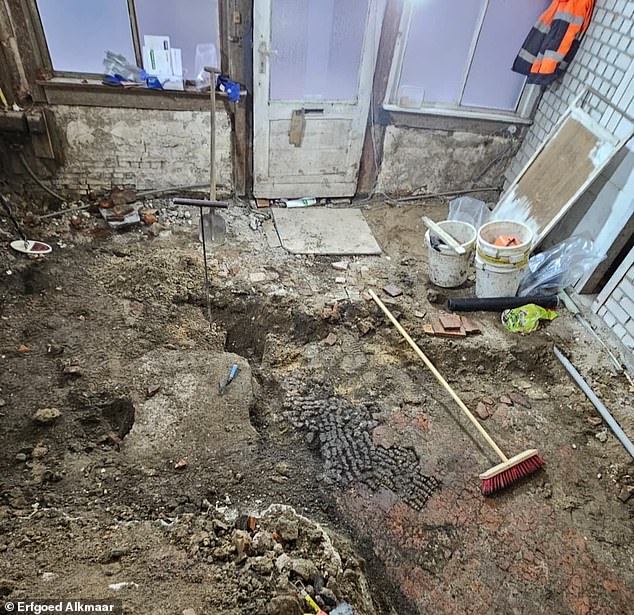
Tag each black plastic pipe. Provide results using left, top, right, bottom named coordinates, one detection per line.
left=447, top=295, right=560, bottom=312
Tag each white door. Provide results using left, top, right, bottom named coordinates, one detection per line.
left=253, top=0, right=384, bottom=198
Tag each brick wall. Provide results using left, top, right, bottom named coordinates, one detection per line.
left=27, top=105, right=233, bottom=197
left=506, top=0, right=634, bottom=354
left=595, top=251, right=634, bottom=351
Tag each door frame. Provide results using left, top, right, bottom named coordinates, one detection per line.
left=252, top=0, right=385, bottom=198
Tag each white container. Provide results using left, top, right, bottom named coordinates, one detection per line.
left=475, top=254, right=528, bottom=298
left=476, top=219, right=533, bottom=266
left=425, top=220, right=477, bottom=288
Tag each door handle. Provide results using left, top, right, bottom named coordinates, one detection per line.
left=258, top=41, right=277, bottom=74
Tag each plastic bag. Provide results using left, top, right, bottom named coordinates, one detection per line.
left=103, top=51, right=146, bottom=82
left=448, top=196, right=491, bottom=230
left=502, top=304, right=558, bottom=333
left=518, top=235, right=605, bottom=296
left=194, top=43, right=219, bottom=89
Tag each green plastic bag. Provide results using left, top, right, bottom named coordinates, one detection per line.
left=502, top=303, right=558, bottom=333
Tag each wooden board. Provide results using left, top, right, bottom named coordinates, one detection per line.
left=495, top=107, right=629, bottom=246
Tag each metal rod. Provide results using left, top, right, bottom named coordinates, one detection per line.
left=199, top=205, right=213, bottom=327
left=172, top=197, right=228, bottom=208
left=554, top=345, right=634, bottom=460
left=38, top=203, right=92, bottom=219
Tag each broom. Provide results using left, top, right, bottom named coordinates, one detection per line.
left=369, top=290, right=544, bottom=495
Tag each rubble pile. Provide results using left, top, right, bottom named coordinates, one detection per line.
left=167, top=505, right=378, bottom=615
left=283, top=377, right=440, bottom=511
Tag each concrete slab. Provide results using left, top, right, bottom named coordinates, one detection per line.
left=271, top=208, right=382, bottom=255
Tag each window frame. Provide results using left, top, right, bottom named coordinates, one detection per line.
left=383, top=1, right=540, bottom=124
left=25, top=0, right=220, bottom=91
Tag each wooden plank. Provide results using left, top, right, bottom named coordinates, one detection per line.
left=356, top=0, right=404, bottom=195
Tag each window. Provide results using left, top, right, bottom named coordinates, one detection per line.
left=34, top=0, right=220, bottom=85
left=386, top=0, right=550, bottom=119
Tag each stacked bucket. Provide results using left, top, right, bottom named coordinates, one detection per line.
left=426, top=219, right=533, bottom=297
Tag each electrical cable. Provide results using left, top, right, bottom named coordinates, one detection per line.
left=17, top=152, right=67, bottom=203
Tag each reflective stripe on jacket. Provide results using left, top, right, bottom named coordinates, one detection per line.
left=513, top=0, right=594, bottom=85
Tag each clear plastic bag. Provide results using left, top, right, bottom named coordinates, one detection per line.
left=448, top=196, right=491, bottom=230
left=103, top=51, right=146, bottom=82
left=194, top=43, right=219, bottom=89
left=517, top=235, right=605, bottom=296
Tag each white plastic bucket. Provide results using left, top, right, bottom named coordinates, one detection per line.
left=425, top=220, right=477, bottom=288
left=476, top=220, right=533, bottom=267
left=475, top=254, right=528, bottom=298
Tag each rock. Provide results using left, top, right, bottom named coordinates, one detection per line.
left=250, top=272, right=267, bottom=283
left=252, top=555, right=274, bottom=575
left=500, top=394, right=513, bottom=405
left=414, top=311, right=426, bottom=318
left=32, top=408, right=61, bottom=424
left=357, top=321, right=374, bottom=336
left=509, top=391, right=531, bottom=409
left=268, top=594, right=302, bottom=615
left=495, top=403, right=511, bottom=417
left=587, top=416, right=603, bottom=427
left=595, top=430, right=608, bottom=443
left=335, top=276, right=346, bottom=284
left=252, top=531, right=275, bottom=555
left=475, top=402, right=490, bottom=420
left=0, top=578, right=14, bottom=597
left=276, top=514, right=299, bottom=541
left=275, top=553, right=291, bottom=572
left=32, top=445, right=48, bottom=459
left=331, top=261, right=348, bottom=271
left=63, top=364, right=82, bottom=377
left=617, top=486, right=634, bottom=503
left=15, top=453, right=27, bottom=462
left=383, top=284, right=402, bottom=297
left=174, top=458, right=189, bottom=470
left=481, top=396, right=495, bottom=406
left=18, top=344, right=30, bottom=353
left=275, top=462, right=292, bottom=477
left=147, top=384, right=161, bottom=398
left=101, top=562, right=122, bottom=576
left=289, top=557, right=319, bottom=581
left=323, top=332, right=338, bottom=346
left=319, top=587, right=337, bottom=607
left=0, top=399, right=5, bottom=407
left=182, top=609, right=197, bottom=615
left=232, top=529, right=251, bottom=557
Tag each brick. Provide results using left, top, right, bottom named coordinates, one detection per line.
left=626, top=319, right=634, bottom=337
left=622, top=333, right=634, bottom=349
left=602, top=309, right=617, bottom=328
left=612, top=323, right=627, bottom=339
left=606, top=297, right=630, bottom=324
left=621, top=296, right=634, bottom=319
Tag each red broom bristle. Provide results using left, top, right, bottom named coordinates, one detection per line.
left=480, top=454, right=544, bottom=495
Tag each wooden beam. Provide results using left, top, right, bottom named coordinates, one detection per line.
left=356, top=0, right=404, bottom=196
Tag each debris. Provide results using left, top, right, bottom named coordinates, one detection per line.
left=461, top=317, right=481, bottom=334
left=509, top=391, right=531, bottom=409
left=494, top=235, right=520, bottom=247
left=430, top=317, right=466, bottom=338
left=335, top=276, right=346, bottom=284
left=475, top=402, right=490, bottom=420
left=63, top=364, right=82, bottom=377
left=32, top=407, right=61, bottom=424
left=15, top=453, right=27, bottom=462
left=357, top=321, right=374, bottom=336
left=109, top=187, right=137, bottom=206
left=587, top=416, right=603, bottom=427
left=147, top=384, right=161, bottom=398
left=618, top=486, right=634, bottom=503
left=219, top=363, right=239, bottom=395
left=500, top=394, right=513, bottom=406
left=423, top=324, right=434, bottom=335
left=382, top=284, right=403, bottom=298
left=255, top=198, right=270, bottom=208
left=595, top=430, right=608, bottom=443
left=268, top=594, right=302, bottom=615
left=18, top=344, right=30, bottom=353
left=439, top=314, right=462, bottom=330
left=320, top=302, right=341, bottom=323
left=361, top=291, right=372, bottom=301
left=232, top=529, right=252, bottom=557
left=108, top=581, right=139, bottom=591
left=322, top=332, right=337, bottom=347
left=426, top=288, right=446, bottom=304
left=250, top=272, right=267, bottom=283
left=182, top=610, right=197, bottom=615
left=174, top=458, right=189, bottom=470
left=502, top=304, right=558, bottom=333
left=289, top=558, right=319, bottom=581
left=414, top=310, right=426, bottom=319
left=141, top=211, right=158, bottom=225
left=331, top=261, right=348, bottom=271
left=275, top=513, right=299, bottom=542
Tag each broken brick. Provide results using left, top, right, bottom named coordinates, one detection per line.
left=383, top=284, right=403, bottom=298
left=461, top=317, right=481, bottom=334
left=500, top=394, right=513, bottom=406
left=475, top=402, right=490, bottom=420
left=509, top=391, right=531, bottom=408
left=439, top=314, right=462, bottom=330
left=322, top=332, right=337, bottom=346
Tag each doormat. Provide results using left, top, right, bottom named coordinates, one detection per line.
left=271, top=207, right=382, bottom=255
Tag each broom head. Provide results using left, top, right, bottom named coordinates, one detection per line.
left=479, top=449, right=544, bottom=495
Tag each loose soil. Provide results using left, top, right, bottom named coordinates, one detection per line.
left=0, top=196, right=633, bottom=615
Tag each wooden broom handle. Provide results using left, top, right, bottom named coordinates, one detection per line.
left=369, top=289, right=508, bottom=462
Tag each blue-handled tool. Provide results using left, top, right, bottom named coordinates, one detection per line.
left=219, top=363, right=239, bottom=395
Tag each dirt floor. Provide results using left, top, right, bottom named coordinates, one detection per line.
left=0, top=195, right=633, bottom=615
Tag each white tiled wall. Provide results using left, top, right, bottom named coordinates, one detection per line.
left=507, top=0, right=634, bottom=351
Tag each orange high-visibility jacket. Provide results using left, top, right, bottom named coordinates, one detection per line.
left=512, top=0, right=594, bottom=85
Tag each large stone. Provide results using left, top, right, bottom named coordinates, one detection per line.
left=289, top=558, right=319, bottom=581
left=32, top=408, right=61, bottom=424
left=268, top=595, right=301, bottom=615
